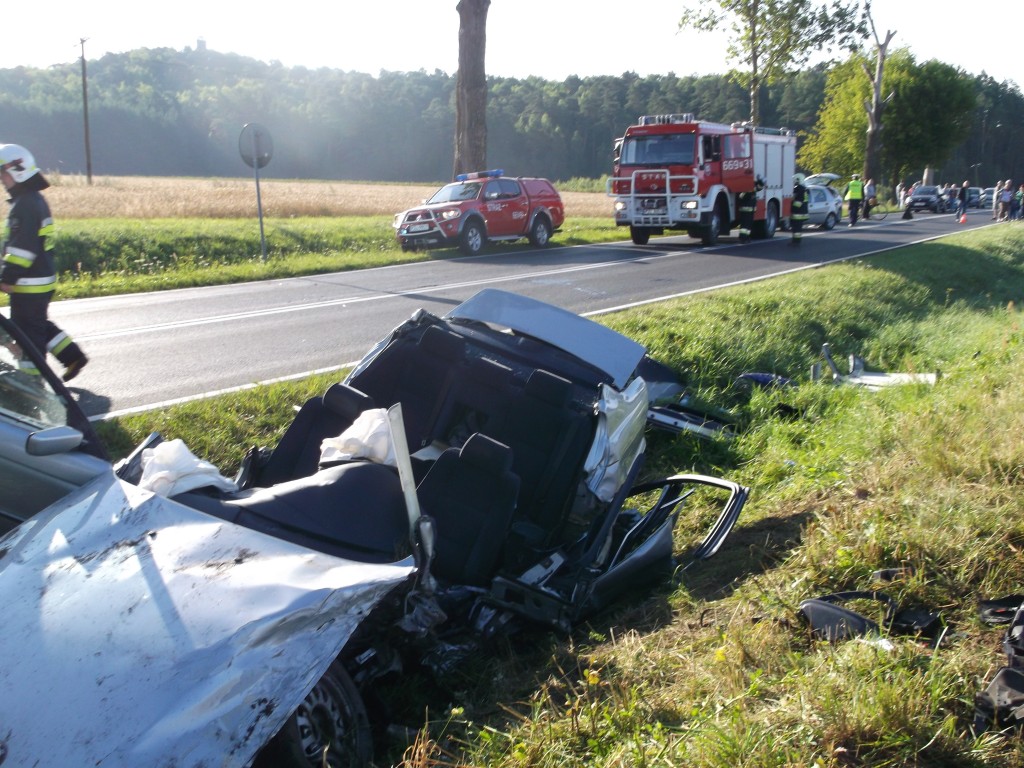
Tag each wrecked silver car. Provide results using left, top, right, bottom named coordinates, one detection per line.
left=0, top=289, right=747, bottom=767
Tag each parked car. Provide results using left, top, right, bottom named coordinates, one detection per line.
left=981, top=187, right=997, bottom=208
left=908, top=185, right=947, bottom=213
left=802, top=173, right=844, bottom=229
left=393, top=169, right=565, bottom=255
left=0, top=290, right=748, bottom=767
left=968, top=187, right=983, bottom=208
left=0, top=316, right=109, bottom=535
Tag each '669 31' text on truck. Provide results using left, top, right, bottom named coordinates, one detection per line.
left=393, top=170, right=565, bottom=256
left=607, top=114, right=797, bottom=246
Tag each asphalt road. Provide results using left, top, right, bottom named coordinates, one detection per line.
left=48, top=208, right=990, bottom=419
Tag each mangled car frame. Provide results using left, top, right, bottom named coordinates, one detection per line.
left=0, top=288, right=747, bottom=767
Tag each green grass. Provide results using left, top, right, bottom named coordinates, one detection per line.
left=93, top=224, right=1024, bottom=767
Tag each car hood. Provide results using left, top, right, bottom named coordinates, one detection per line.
left=0, top=470, right=413, bottom=767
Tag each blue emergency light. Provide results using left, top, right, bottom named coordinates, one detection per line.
left=455, top=169, right=504, bottom=181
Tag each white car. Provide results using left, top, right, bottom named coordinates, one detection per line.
left=0, top=289, right=748, bottom=768
left=803, top=173, right=844, bottom=229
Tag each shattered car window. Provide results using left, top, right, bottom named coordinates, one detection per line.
left=0, top=324, right=67, bottom=429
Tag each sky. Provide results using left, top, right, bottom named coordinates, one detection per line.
left=0, top=1, right=1016, bottom=87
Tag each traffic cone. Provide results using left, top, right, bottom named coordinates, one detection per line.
left=959, top=213, right=967, bottom=224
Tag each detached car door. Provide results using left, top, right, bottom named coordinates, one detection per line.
left=0, top=314, right=108, bottom=533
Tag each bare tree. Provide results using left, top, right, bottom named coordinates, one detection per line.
left=453, top=0, right=490, bottom=178
left=859, top=1, right=895, bottom=184
left=679, top=0, right=864, bottom=124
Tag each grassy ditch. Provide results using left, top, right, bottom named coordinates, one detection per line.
left=92, top=224, right=1024, bottom=766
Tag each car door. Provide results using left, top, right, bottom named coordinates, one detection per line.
left=0, top=314, right=109, bottom=533
left=805, top=187, right=826, bottom=225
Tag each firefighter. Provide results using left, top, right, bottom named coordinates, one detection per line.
left=0, top=143, right=88, bottom=380
left=737, top=176, right=765, bottom=244
left=791, top=173, right=809, bottom=245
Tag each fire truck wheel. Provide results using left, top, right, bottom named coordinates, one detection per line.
left=459, top=220, right=486, bottom=256
left=529, top=216, right=552, bottom=248
left=701, top=205, right=723, bottom=246
left=629, top=226, right=651, bottom=245
left=754, top=201, right=779, bottom=239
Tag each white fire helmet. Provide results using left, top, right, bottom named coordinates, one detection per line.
left=0, top=144, right=40, bottom=184
left=793, top=172, right=806, bottom=185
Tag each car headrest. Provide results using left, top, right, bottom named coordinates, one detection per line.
left=322, top=383, right=375, bottom=420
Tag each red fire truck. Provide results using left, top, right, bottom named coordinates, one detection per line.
left=607, top=114, right=797, bottom=246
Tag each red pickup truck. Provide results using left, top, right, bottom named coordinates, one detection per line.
left=393, top=170, right=565, bottom=255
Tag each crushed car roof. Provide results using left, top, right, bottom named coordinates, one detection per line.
left=446, top=289, right=646, bottom=389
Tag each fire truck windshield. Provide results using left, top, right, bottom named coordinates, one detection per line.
left=427, top=181, right=483, bottom=204
left=620, top=134, right=695, bottom=166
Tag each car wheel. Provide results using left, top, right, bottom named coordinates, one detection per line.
left=823, top=212, right=837, bottom=230
left=528, top=216, right=552, bottom=248
left=263, top=661, right=372, bottom=768
left=459, top=220, right=486, bottom=255
left=630, top=225, right=651, bottom=245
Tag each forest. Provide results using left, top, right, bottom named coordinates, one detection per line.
left=0, top=43, right=1021, bottom=188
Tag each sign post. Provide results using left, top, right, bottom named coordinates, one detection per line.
left=239, top=123, right=273, bottom=262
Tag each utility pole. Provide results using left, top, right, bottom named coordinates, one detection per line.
left=80, top=38, right=93, bottom=185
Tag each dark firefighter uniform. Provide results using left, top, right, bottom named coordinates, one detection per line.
left=790, top=176, right=809, bottom=245
left=736, top=177, right=764, bottom=244
left=2, top=186, right=87, bottom=377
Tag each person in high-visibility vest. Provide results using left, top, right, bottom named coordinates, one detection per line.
left=790, top=173, right=809, bottom=245
left=0, top=143, right=88, bottom=380
left=845, top=173, right=865, bottom=226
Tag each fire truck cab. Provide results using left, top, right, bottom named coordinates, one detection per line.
left=607, top=114, right=797, bottom=247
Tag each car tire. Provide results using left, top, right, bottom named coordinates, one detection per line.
left=630, top=226, right=651, bottom=245
left=459, top=220, right=486, bottom=256
left=261, top=661, right=373, bottom=768
left=823, top=212, right=837, bottom=231
left=528, top=216, right=552, bottom=248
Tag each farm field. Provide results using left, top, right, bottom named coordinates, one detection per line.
left=46, top=174, right=613, bottom=220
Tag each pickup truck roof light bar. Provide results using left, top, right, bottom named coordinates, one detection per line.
left=455, top=168, right=504, bottom=181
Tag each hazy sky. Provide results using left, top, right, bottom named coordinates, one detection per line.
left=1, top=1, right=1016, bottom=86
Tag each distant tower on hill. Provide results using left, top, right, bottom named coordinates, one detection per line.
left=197, top=38, right=207, bottom=52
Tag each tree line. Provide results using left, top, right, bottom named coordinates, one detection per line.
left=0, top=44, right=1019, bottom=189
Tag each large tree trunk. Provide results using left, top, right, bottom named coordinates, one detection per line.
left=861, top=8, right=896, bottom=187
left=453, top=0, right=490, bottom=178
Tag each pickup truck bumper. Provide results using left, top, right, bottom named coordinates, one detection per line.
left=394, top=215, right=460, bottom=251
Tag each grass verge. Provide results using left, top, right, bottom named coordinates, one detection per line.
left=95, top=224, right=1024, bottom=767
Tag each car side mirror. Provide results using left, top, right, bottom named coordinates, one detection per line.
left=25, top=425, right=85, bottom=457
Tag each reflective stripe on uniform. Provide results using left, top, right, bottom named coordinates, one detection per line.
left=47, top=331, right=73, bottom=355
left=3, top=245, right=35, bottom=268
left=8, top=274, right=56, bottom=293
left=40, top=217, right=55, bottom=250
left=18, top=359, right=41, bottom=375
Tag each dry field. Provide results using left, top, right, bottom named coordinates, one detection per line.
left=46, top=175, right=613, bottom=219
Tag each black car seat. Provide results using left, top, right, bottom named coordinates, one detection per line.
left=416, top=432, right=519, bottom=586
left=255, top=382, right=375, bottom=487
